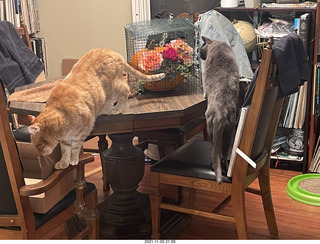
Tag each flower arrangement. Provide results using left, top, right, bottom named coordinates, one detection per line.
left=137, top=39, right=194, bottom=80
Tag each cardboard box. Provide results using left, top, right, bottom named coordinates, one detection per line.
left=17, top=141, right=61, bottom=180
left=24, top=169, right=76, bottom=214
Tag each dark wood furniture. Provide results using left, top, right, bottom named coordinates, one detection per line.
left=8, top=82, right=206, bottom=239
left=149, top=38, right=282, bottom=239
left=0, top=87, right=99, bottom=239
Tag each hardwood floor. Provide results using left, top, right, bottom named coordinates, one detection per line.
left=79, top=154, right=320, bottom=240
left=42, top=139, right=320, bottom=240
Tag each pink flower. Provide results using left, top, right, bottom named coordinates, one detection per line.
left=138, top=50, right=163, bottom=72
left=162, top=47, right=178, bottom=61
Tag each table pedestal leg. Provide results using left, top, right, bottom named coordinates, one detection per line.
left=97, top=133, right=151, bottom=239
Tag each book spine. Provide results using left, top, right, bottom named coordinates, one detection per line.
left=299, top=13, right=310, bottom=52
left=0, top=0, right=4, bottom=21
left=34, top=38, right=43, bottom=62
left=294, top=17, right=300, bottom=35
left=316, top=64, right=320, bottom=116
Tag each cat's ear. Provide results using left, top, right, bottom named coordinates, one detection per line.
left=202, top=36, right=212, bottom=45
left=28, top=125, right=40, bottom=135
left=27, top=115, right=36, bottom=124
left=202, top=36, right=208, bottom=44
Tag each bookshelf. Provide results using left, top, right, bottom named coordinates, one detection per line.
left=214, top=5, right=317, bottom=173
left=308, top=2, right=320, bottom=173
left=0, top=0, right=47, bottom=75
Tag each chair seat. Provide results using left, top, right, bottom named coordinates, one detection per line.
left=34, top=182, right=96, bottom=229
left=13, top=126, right=98, bottom=144
left=151, top=140, right=232, bottom=183
left=13, top=126, right=31, bottom=143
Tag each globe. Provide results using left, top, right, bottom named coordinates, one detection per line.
left=232, top=20, right=257, bottom=53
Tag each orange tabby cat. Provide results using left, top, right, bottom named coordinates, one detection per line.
left=27, top=48, right=165, bottom=169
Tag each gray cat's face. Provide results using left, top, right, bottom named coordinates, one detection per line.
left=200, top=36, right=213, bottom=61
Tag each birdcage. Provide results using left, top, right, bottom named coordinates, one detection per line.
left=125, top=17, right=202, bottom=95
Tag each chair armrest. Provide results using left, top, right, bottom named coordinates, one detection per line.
left=19, top=153, right=94, bottom=196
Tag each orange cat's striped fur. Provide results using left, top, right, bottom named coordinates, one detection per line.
left=28, top=48, right=165, bottom=169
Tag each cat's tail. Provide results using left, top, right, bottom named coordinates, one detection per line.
left=123, top=62, right=165, bottom=81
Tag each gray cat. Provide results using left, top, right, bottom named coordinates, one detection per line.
left=200, top=36, right=240, bottom=183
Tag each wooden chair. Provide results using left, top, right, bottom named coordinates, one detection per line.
left=135, top=116, right=207, bottom=159
left=149, top=37, right=282, bottom=239
left=0, top=86, right=99, bottom=239
left=15, top=23, right=32, bottom=50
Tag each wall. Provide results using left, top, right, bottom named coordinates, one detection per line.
left=36, top=0, right=132, bottom=79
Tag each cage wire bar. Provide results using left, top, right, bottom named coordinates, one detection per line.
left=125, top=18, right=202, bottom=97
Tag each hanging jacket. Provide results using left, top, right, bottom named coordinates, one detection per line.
left=195, top=9, right=254, bottom=80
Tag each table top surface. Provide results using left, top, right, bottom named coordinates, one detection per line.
left=9, top=81, right=207, bottom=135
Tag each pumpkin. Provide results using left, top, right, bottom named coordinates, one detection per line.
left=130, top=46, right=167, bottom=71
left=130, top=46, right=185, bottom=92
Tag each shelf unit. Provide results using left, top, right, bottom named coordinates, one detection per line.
left=214, top=6, right=317, bottom=173
left=308, top=2, right=320, bottom=172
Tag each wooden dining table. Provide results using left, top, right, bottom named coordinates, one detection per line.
left=9, top=80, right=207, bottom=239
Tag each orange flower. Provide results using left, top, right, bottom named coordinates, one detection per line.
left=138, top=50, right=163, bottom=72
left=168, top=39, right=193, bottom=55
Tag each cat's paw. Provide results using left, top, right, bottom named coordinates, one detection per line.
left=216, top=174, right=222, bottom=184
left=212, top=164, right=222, bottom=184
left=70, top=158, right=79, bottom=166
left=55, top=161, right=69, bottom=169
left=110, top=107, right=123, bottom=115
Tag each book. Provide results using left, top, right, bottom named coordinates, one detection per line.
left=20, top=0, right=30, bottom=33
left=279, top=95, right=290, bottom=127
left=294, top=83, right=307, bottom=129
left=31, top=37, right=47, bottom=76
left=298, top=82, right=307, bottom=128
left=294, top=17, right=300, bottom=35
left=299, top=13, right=311, bottom=52
left=0, top=0, right=4, bottom=21
left=309, top=135, right=320, bottom=173
left=288, top=92, right=299, bottom=128
left=315, top=63, right=320, bottom=116
left=284, top=94, right=294, bottom=128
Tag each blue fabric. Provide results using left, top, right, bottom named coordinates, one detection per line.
left=195, top=9, right=254, bottom=80
left=243, top=33, right=308, bottom=106
left=0, top=21, right=44, bottom=94
left=272, top=33, right=308, bottom=98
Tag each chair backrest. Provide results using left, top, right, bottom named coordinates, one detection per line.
left=0, top=143, right=17, bottom=214
left=233, top=37, right=284, bottom=187
left=0, top=85, right=35, bottom=234
left=15, top=23, right=32, bottom=50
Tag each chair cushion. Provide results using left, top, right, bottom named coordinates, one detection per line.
left=34, top=182, right=96, bottom=229
left=13, top=125, right=31, bottom=143
left=151, top=140, right=232, bottom=183
left=0, top=143, right=18, bottom=214
left=12, top=125, right=98, bottom=143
